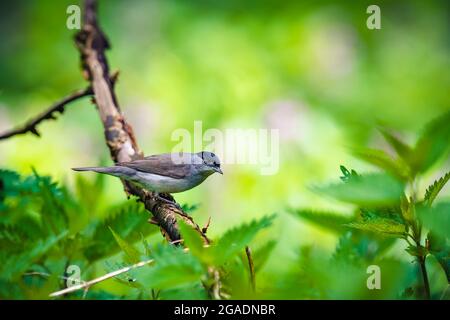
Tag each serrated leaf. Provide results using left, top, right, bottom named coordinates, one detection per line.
left=424, top=172, right=450, bottom=206
left=84, top=203, right=158, bottom=261
left=417, top=202, right=450, bottom=240
left=290, top=209, right=352, bottom=233
left=427, top=232, right=450, bottom=282
left=109, top=227, right=141, bottom=264
left=379, top=129, right=414, bottom=160
left=211, top=215, right=275, bottom=265
left=345, top=218, right=406, bottom=237
left=411, top=111, right=450, bottom=174
left=253, top=240, right=277, bottom=272
left=178, top=219, right=210, bottom=263
left=339, top=165, right=358, bottom=182
left=314, top=173, right=405, bottom=206
left=0, top=231, right=67, bottom=280
left=333, top=231, right=396, bottom=264
left=351, top=148, right=409, bottom=180
left=137, top=244, right=205, bottom=290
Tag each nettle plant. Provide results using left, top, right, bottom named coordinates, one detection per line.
left=0, top=169, right=275, bottom=299
left=293, top=111, right=450, bottom=299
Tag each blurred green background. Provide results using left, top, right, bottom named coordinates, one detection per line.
left=0, top=0, right=449, bottom=299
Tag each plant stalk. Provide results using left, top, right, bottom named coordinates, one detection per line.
left=418, top=256, right=431, bottom=299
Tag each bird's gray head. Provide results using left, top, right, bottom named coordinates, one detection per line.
left=196, top=151, right=223, bottom=175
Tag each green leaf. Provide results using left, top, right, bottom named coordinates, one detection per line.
left=424, top=171, right=450, bottom=206
left=411, top=111, right=450, bottom=173
left=379, top=129, right=413, bottom=161
left=333, top=231, right=396, bottom=264
left=417, top=202, right=450, bottom=239
left=84, top=203, right=158, bottom=261
left=427, top=232, right=450, bottom=282
left=109, top=227, right=142, bottom=264
left=178, top=219, right=208, bottom=263
left=351, top=148, right=409, bottom=180
left=345, top=216, right=406, bottom=238
left=405, top=245, right=429, bottom=257
left=159, top=283, right=208, bottom=300
left=211, top=215, right=275, bottom=265
left=0, top=224, right=26, bottom=252
left=75, top=173, right=105, bottom=212
left=0, top=231, right=67, bottom=280
left=339, top=165, right=358, bottom=182
left=314, top=173, right=405, bottom=206
left=138, top=244, right=205, bottom=290
left=290, top=209, right=352, bottom=233
left=180, top=203, right=200, bottom=213
left=253, top=240, right=277, bottom=272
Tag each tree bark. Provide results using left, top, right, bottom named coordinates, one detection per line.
left=75, top=0, right=209, bottom=244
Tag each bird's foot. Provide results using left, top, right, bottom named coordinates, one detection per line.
left=155, top=193, right=182, bottom=210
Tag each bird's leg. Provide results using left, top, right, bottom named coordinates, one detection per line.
left=155, top=192, right=182, bottom=210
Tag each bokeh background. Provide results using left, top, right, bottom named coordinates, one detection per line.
left=0, top=0, right=449, bottom=299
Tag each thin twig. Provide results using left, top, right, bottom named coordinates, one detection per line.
left=245, top=246, right=256, bottom=292
left=0, top=89, right=89, bottom=140
left=202, top=216, right=211, bottom=234
left=0, top=72, right=118, bottom=141
left=49, top=259, right=154, bottom=298
left=24, top=272, right=86, bottom=285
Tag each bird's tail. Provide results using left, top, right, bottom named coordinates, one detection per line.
left=72, top=166, right=134, bottom=178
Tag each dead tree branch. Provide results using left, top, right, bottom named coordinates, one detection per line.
left=0, top=89, right=88, bottom=140
left=49, top=259, right=154, bottom=297
left=75, top=0, right=209, bottom=244
left=0, top=73, right=118, bottom=141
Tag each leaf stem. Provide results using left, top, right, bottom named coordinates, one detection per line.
left=245, top=246, right=256, bottom=292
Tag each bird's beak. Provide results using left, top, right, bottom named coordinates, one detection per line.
left=215, top=167, right=223, bottom=175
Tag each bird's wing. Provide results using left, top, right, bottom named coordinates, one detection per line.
left=117, top=154, right=192, bottom=179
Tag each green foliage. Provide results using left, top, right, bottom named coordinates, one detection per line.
left=83, top=203, right=158, bottom=261
left=138, top=244, right=205, bottom=290
left=0, top=169, right=278, bottom=299
left=291, top=112, right=450, bottom=299
left=0, top=170, right=159, bottom=299
left=345, top=219, right=406, bottom=238
left=0, top=232, right=67, bottom=280
left=290, top=209, right=352, bottom=233
left=379, top=129, right=414, bottom=161
left=351, top=147, right=409, bottom=180
left=109, top=227, right=142, bottom=264
left=424, top=172, right=450, bottom=206
left=314, top=172, right=405, bottom=206
left=210, top=215, right=275, bottom=266
left=417, top=203, right=450, bottom=240
left=427, top=231, right=450, bottom=282
left=252, top=240, right=277, bottom=272
left=410, top=111, right=450, bottom=174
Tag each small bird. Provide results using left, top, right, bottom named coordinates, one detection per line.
left=72, top=151, right=223, bottom=203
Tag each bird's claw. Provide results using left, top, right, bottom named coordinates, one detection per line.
left=155, top=194, right=182, bottom=210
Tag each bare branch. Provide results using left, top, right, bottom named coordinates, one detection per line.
left=74, top=0, right=210, bottom=244
left=0, top=72, right=118, bottom=141
left=49, top=259, right=154, bottom=298
left=0, top=89, right=88, bottom=140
